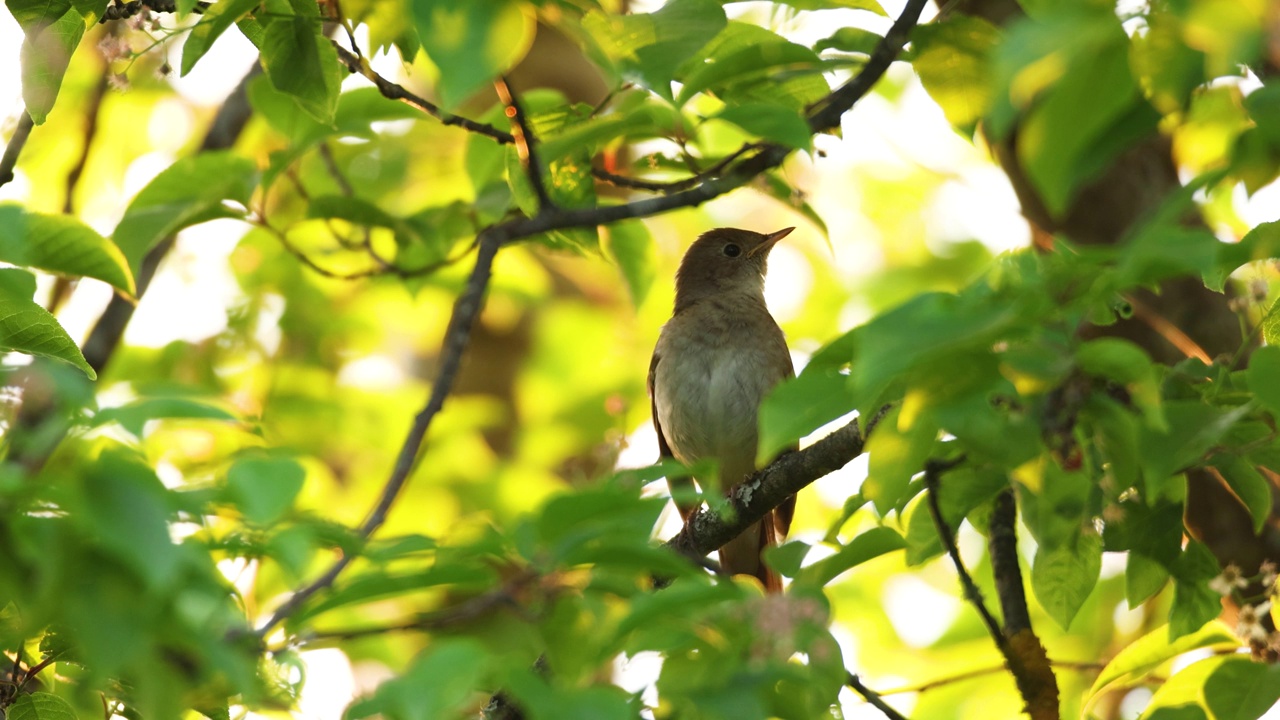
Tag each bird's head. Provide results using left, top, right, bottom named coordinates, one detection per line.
left=673, top=227, right=793, bottom=311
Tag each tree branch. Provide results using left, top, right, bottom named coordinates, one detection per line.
left=665, top=407, right=887, bottom=565
left=256, top=230, right=502, bottom=636
left=926, top=462, right=1060, bottom=720
left=988, top=489, right=1060, bottom=720
left=0, top=112, right=34, bottom=190
left=847, top=673, right=909, bottom=720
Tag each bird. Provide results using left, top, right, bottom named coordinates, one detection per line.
left=648, top=226, right=797, bottom=592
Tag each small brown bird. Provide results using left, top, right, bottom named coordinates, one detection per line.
left=648, top=227, right=797, bottom=591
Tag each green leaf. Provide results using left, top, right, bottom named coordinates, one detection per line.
left=1203, top=656, right=1280, bottom=720
left=854, top=291, right=1021, bottom=399
left=863, top=406, right=937, bottom=514
left=757, top=367, right=857, bottom=465
left=505, top=144, right=597, bottom=251
left=713, top=103, right=811, bottom=150
left=602, top=219, right=656, bottom=308
left=1138, top=654, right=1225, bottom=720
left=1085, top=620, right=1237, bottom=710
left=225, top=454, right=306, bottom=525
left=16, top=3, right=86, bottom=124
left=347, top=639, right=490, bottom=720
left=81, top=449, right=181, bottom=590
left=92, top=396, right=239, bottom=436
left=0, top=210, right=135, bottom=295
left=307, top=195, right=400, bottom=229
left=904, top=467, right=1007, bottom=565
left=260, top=14, right=344, bottom=123
left=295, top=565, right=495, bottom=623
left=1247, top=342, right=1280, bottom=419
left=910, top=15, right=999, bottom=133
left=1169, top=540, right=1222, bottom=641
left=1211, top=220, right=1280, bottom=292
left=676, top=41, right=826, bottom=107
left=1126, top=553, right=1170, bottom=608
left=1210, top=454, right=1271, bottom=533
left=410, top=0, right=534, bottom=109
left=813, top=27, right=882, bottom=55
left=112, top=152, right=259, bottom=278
left=333, top=86, right=424, bottom=136
left=8, top=692, right=78, bottom=720
left=1076, top=338, right=1162, bottom=425
left=582, top=0, right=727, bottom=99
left=687, top=23, right=832, bottom=111
left=759, top=173, right=829, bottom=240
left=795, top=526, right=904, bottom=588
left=247, top=73, right=330, bottom=146
left=539, top=101, right=678, bottom=166
left=1138, top=401, right=1252, bottom=500
left=1031, top=532, right=1101, bottom=630
left=744, top=0, right=885, bottom=14
left=181, top=0, right=262, bottom=75
left=0, top=268, right=95, bottom=378
left=763, top=540, right=811, bottom=578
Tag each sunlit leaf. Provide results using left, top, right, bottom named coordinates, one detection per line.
left=92, top=396, right=240, bottom=436
left=15, top=3, right=85, bottom=124
left=260, top=14, right=344, bottom=123
left=182, top=0, right=262, bottom=75
left=758, top=367, right=857, bottom=464
left=1085, top=620, right=1236, bottom=709
left=225, top=454, right=306, bottom=525
left=795, top=526, right=904, bottom=587
left=0, top=268, right=95, bottom=378
left=1031, top=532, right=1101, bottom=630
left=347, top=639, right=490, bottom=720
left=0, top=206, right=134, bottom=295
left=582, top=0, right=726, bottom=99
left=410, top=0, right=534, bottom=109
left=910, top=15, right=999, bottom=134
left=112, top=152, right=259, bottom=277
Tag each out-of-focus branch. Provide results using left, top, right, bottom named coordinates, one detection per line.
left=256, top=230, right=502, bottom=636
left=847, top=674, right=909, bottom=720
left=0, top=112, right=34, bottom=189
left=82, top=64, right=261, bottom=374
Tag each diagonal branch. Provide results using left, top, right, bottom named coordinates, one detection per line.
left=666, top=406, right=888, bottom=565
left=926, top=461, right=1060, bottom=720
left=0, top=111, right=34, bottom=190
left=256, top=230, right=502, bottom=636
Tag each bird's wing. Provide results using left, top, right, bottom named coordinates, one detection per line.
left=650, top=351, right=698, bottom=521
left=648, top=351, right=673, bottom=459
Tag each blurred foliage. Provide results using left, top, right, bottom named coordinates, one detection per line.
left=2, top=0, right=1280, bottom=718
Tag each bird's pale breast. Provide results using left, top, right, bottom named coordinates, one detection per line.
left=652, top=296, right=791, bottom=489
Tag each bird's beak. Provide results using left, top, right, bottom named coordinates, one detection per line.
left=749, top=227, right=795, bottom=257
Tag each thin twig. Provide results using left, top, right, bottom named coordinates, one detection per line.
left=923, top=457, right=1005, bottom=649
left=493, top=76, right=554, bottom=211
left=847, top=673, right=909, bottom=720
left=256, top=230, right=503, bottom=636
left=0, top=111, right=34, bottom=189
left=877, top=661, right=1106, bottom=698
left=331, top=42, right=514, bottom=144
left=20, top=655, right=57, bottom=690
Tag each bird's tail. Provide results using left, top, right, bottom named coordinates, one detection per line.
left=719, top=512, right=783, bottom=592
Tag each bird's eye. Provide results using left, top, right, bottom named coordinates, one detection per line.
left=723, top=243, right=741, bottom=257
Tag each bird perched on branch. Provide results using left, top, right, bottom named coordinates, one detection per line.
left=649, top=226, right=797, bottom=592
